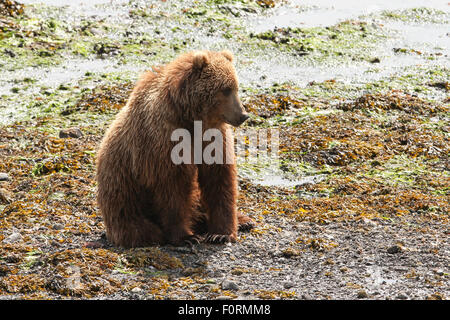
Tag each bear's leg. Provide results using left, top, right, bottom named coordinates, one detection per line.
left=154, top=168, right=203, bottom=246
left=105, top=208, right=165, bottom=248
left=161, top=203, right=203, bottom=246
left=197, top=163, right=238, bottom=243
left=99, top=189, right=166, bottom=248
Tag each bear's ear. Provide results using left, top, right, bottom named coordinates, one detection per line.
left=192, top=51, right=209, bottom=70
left=220, top=50, right=233, bottom=62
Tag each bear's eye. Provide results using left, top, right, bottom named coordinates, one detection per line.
left=222, top=87, right=232, bottom=96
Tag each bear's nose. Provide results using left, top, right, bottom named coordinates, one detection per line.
left=239, top=114, right=249, bottom=124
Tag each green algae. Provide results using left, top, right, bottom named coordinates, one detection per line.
left=379, top=7, right=449, bottom=24
left=363, top=155, right=448, bottom=188
left=249, top=20, right=388, bottom=63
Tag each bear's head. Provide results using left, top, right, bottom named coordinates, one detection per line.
left=166, top=50, right=249, bottom=127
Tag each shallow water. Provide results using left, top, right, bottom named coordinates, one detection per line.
left=3, top=0, right=448, bottom=92
left=366, top=265, right=398, bottom=288
left=254, top=174, right=325, bottom=188
left=250, top=0, right=449, bottom=32
left=242, top=1, right=449, bottom=88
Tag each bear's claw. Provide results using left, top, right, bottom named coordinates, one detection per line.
left=183, top=234, right=203, bottom=246
left=203, top=233, right=235, bottom=244
left=238, top=220, right=255, bottom=232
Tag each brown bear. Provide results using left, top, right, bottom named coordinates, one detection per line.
left=96, top=50, right=254, bottom=248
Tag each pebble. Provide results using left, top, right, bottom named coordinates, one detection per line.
left=51, top=240, right=61, bottom=247
left=4, top=49, right=16, bottom=58
left=221, top=280, right=239, bottom=291
left=84, top=241, right=104, bottom=249
left=131, top=287, right=142, bottom=293
left=59, top=127, right=83, bottom=139
left=281, top=247, right=300, bottom=258
left=0, top=188, right=12, bottom=204
left=283, top=281, right=295, bottom=289
left=357, top=290, right=369, bottom=299
left=396, top=293, right=408, bottom=300
left=172, top=247, right=192, bottom=254
left=360, top=217, right=377, bottom=226
left=3, top=232, right=22, bottom=244
left=433, top=269, right=444, bottom=276
left=370, top=57, right=381, bottom=63
left=0, top=173, right=10, bottom=181
left=231, top=269, right=243, bottom=276
left=387, top=245, right=402, bottom=254
left=216, top=296, right=233, bottom=300
left=53, top=223, right=64, bottom=230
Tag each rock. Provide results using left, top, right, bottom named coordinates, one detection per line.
left=396, top=293, right=408, bottom=300
left=3, top=232, right=22, bottom=244
left=4, top=49, right=16, bottom=58
left=387, top=245, right=402, bottom=254
left=221, top=280, right=239, bottom=291
left=172, top=247, right=192, bottom=254
left=131, top=287, right=142, bottom=293
left=281, top=247, right=300, bottom=258
left=427, top=292, right=444, bottom=300
left=0, top=173, right=10, bottom=181
left=360, top=217, right=377, bottom=226
left=231, top=268, right=244, bottom=276
left=59, top=127, right=83, bottom=139
left=51, top=240, right=61, bottom=247
left=89, top=28, right=102, bottom=36
left=52, top=223, right=64, bottom=230
left=0, top=188, right=12, bottom=204
left=357, top=290, right=368, bottom=299
left=433, top=269, right=444, bottom=276
left=283, top=281, right=295, bottom=289
left=84, top=241, right=104, bottom=249
left=4, top=254, right=21, bottom=263
left=216, top=296, right=233, bottom=300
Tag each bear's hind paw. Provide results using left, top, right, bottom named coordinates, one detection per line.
left=238, top=213, right=255, bottom=232
left=238, top=220, right=255, bottom=232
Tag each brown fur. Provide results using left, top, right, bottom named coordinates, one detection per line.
left=96, top=50, right=253, bottom=248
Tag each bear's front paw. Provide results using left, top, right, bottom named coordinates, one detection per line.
left=183, top=234, right=204, bottom=246
left=203, top=233, right=236, bottom=244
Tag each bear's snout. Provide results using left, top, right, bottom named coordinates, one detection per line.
left=223, top=101, right=249, bottom=127
left=227, top=112, right=249, bottom=127
left=238, top=113, right=249, bottom=125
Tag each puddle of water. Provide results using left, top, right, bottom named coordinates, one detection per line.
left=238, top=155, right=326, bottom=188
left=238, top=52, right=442, bottom=90
left=385, top=21, right=450, bottom=49
left=20, top=0, right=128, bottom=7
left=255, top=174, right=325, bottom=188
left=366, top=265, right=398, bottom=288
left=21, top=0, right=132, bottom=21
left=247, top=173, right=325, bottom=188
left=0, top=59, right=117, bottom=94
